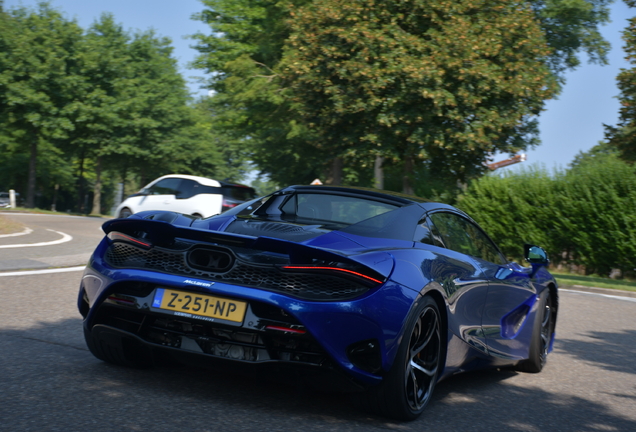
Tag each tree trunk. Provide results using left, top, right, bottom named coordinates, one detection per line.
left=91, top=156, right=102, bottom=215
left=402, top=156, right=415, bottom=195
left=326, top=157, right=343, bottom=185
left=51, top=184, right=59, bottom=212
left=26, top=137, right=37, bottom=208
left=77, top=150, right=85, bottom=213
left=374, top=156, right=384, bottom=189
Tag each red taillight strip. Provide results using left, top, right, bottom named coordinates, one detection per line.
left=265, top=325, right=306, bottom=334
left=108, top=231, right=152, bottom=248
left=281, top=266, right=383, bottom=284
left=107, top=295, right=135, bottom=305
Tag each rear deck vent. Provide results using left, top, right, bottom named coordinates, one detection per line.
left=187, top=247, right=234, bottom=272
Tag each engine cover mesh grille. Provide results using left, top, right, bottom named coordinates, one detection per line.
left=105, top=242, right=369, bottom=300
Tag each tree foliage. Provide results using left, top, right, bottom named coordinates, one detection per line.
left=282, top=0, right=558, bottom=192
left=0, top=3, right=83, bottom=207
left=191, top=0, right=330, bottom=186
left=192, top=0, right=612, bottom=192
left=605, top=0, right=636, bottom=162
left=532, top=0, right=612, bottom=80
left=0, top=3, right=246, bottom=213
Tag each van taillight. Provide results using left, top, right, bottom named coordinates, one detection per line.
left=222, top=198, right=238, bottom=211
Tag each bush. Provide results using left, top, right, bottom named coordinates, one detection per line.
left=457, top=154, right=636, bottom=278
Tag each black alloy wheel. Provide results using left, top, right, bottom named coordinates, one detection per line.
left=517, top=289, right=554, bottom=373
left=355, top=295, right=442, bottom=420
left=404, top=301, right=441, bottom=412
left=538, top=290, right=554, bottom=367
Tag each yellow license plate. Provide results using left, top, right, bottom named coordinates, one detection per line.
left=152, top=288, right=247, bottom=323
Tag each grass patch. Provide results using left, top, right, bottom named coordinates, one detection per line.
left=0, top=213, right=26, bottom=235
left=553, top=272, right=636, bottom=292
left=1, top=207, right=71, bottom=216
left=0, top=207, right=111, bottom=218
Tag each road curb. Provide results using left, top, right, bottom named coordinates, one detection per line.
left=559, top=284, right=636, bottom=299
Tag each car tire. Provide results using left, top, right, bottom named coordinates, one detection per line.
left=516, top=288, right=554, bottom=373
left=355, top=295, right=442, bottom=420
left=83, top=326, right=152, bottom=368
left=118, top=207, right=133, bottom=218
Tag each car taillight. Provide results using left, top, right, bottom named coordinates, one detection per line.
left=280, top=264, right=385, bottom=287
left=222, top=198, right=238, bottom=211
left=265, top=325, right=307, bottom=334
left=107, top=231, right=153, bottom=249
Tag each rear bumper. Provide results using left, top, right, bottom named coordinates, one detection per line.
left=84, top=323, right=366, bottom=392
left=79, top=249, right=419, bottom=386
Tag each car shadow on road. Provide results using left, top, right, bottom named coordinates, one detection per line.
left=555, top=329, right=636, bottom=375
left=1, top=319, right=635, bottom=432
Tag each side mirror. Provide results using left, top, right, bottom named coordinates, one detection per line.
left=524, top=244, right=549, bottom=265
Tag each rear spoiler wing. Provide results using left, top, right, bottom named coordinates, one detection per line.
left=101, top=216, right=395, bottom=278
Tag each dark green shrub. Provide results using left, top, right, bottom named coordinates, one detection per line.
left=457, top=154, right=636, bottom=277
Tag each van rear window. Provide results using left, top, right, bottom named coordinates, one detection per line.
left=222, top=186, right=257, bottom=201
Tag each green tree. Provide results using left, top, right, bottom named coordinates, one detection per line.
left=0, top=3, right=83, bottom=207
left=192, top=0, right=612, bottom=191
left=282, top=0, right=558, bottom=193
left=78, top=26, right=201, bottom=204
left=605, top=0, right=636, bottom=161
left=115, top=30, right=193, bottom=184
left=191, top=0, right=330, bottom=186
left=74, top=16, right=239, bottom=213
left=67, top=13, right=133, bottom=213
left=60, top=13, right=197, bottom=213
left=569, top=141, right=618, bottom=168
left=0, top=4, right=239, bottom=213
left=250, top=175, right=279, bottom=195
left=185, top=97, right=253, bottom=182
left=533, top=0, right=612, bottom=81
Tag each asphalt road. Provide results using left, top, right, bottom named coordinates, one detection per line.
left=0, top=213, right=105, bottom=271
left=0, top=214, right=635, bottom=431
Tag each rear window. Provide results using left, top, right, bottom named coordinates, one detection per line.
left=340, top=204, right=425, bottom=241
left=281, top=193, right=397, bottom=225
left=222, top=186, right=257, bottom=201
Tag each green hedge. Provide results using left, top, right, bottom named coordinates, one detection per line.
left=457, top=154, right=636, bottom=277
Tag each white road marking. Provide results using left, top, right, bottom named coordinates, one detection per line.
left=0, top=266, right=86, bottom=277
left=0, top=227, right=33, bottom=238
left=0, top=229, right=72, bottom=248
left=561, top=288, right=636, bottom=303
left=0, top=212, right=98, bottom=219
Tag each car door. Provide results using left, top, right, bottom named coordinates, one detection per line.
left=172, top=178, right=199, bottom=214
left=422, top=212, right=491, bottom=356
left=430, top=211, right=536, bottom=360
left=139, top=177, right=182, bottom=212
left=478, top=259, right=537, bottom=361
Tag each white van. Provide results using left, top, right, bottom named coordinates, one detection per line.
left=114, top=174, right=256, bottom=219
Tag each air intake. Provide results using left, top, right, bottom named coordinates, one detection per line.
left=187, top=247, right=234, bottom=272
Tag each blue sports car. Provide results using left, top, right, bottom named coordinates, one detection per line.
left=78, top=185, right=557, bottom=420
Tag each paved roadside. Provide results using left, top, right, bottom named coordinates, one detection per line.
left=0, top=213, right=106, bottom=272
left=559, top=284, right=636, bottom=299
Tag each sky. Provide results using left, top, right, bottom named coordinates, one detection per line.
left=4, top=0, right=634, bottom=173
